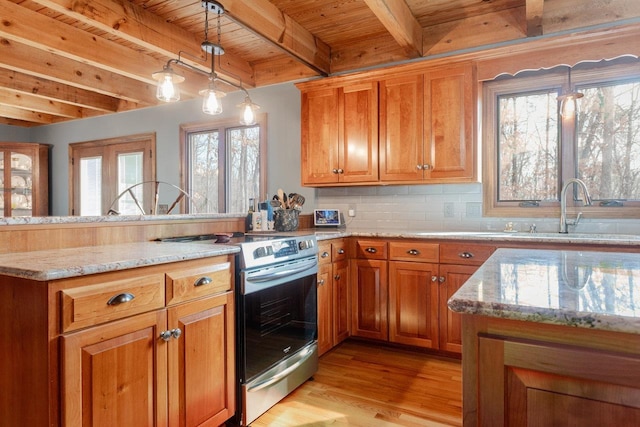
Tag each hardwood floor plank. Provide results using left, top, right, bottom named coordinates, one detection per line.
left=249, top=340, right=462, bottom=426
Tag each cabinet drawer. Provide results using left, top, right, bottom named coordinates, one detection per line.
left=439, top=243, right=495, bottom=266
left=389, top=241, right=439, bottom=263
left=61, top=273, right=165, bottom=333
left=353, top=240, right=388, bottom=259
left=318, top=241, right=332, bottom=265
left=332, top=240, right=348, bottom=262
left=166, top=260, right=232, bottom=305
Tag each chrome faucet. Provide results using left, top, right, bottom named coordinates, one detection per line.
left=559, top=178, right=592, bottom=233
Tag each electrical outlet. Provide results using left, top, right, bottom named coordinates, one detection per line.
left=444, top=202, right=455, bottom=218
left=348, top=209, right=356, bottom=217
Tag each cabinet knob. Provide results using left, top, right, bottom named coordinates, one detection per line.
left=431, top=276, right=438, bottom=282
left=416, top=164, right=423, bottom=170
left=423, top=164, right=431, bottom=170
left=439, top=276, right=445, bottom=283
left=337, top=248, right=345, bottom=254
left=160, top=330, right=172, bottom=341
left=107, top=292, right=135, bottom=306
left=459, top=252, right=474, bottom=259
left=337, top=168, right=344, bottom=174
left=171, top=328, right=182, bottom=339
left=321, top=251, right=330, bottom=258
left=334, top=274, right=341, bottom=281
left=407, top=249, right=421, bottom=256
left=317, top=279, right=325, bottom=286
left=194, top=276, right=213, bottom=287
left=365, top=247, right=377, bottom=254
left=332, top=168, right=339, bottom=174
left=160, top=328, right=182, bottom=342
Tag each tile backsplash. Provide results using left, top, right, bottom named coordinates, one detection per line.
left=316, top=183, right=640, bottom=235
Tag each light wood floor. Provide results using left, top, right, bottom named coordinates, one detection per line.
left=250, top=340, right=462, bottom=427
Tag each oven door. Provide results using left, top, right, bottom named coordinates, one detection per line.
left=238, top=256, right=318, bottom=382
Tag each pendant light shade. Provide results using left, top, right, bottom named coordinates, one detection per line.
left=151, top=65, right=185, bottom=102
left=200, top=83, right=226, bottom=115
left=150, top=1, right=259, bottom=122
left=238, top=96, right=260, bottom=125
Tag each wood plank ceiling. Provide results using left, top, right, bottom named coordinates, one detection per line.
left=1, top=0, right=639, bottom=127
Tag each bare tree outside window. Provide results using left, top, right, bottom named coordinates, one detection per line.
left=182, top=116, right=266, bottom=214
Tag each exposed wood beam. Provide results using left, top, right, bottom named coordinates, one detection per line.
left=0, top=39, right=156, bottom=105
left=526, top=0, right=545, bottom=37
left=0, top=105, right=58, bottom=124
left=0, top=69, right=121, bottom=113
left=0, top=87, right=83, bottom=118
left=29, top=0, right=254, bottom=87
left=362, top=0, right=423, bottom=58
left=0, top=1, right=207, bottom=97
left=220, top=0, right=331, bottom=75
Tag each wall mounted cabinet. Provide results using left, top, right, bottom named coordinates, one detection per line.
left=300, top=82, right=378, bottom=185
left=0, top=142, right=49, bottom=217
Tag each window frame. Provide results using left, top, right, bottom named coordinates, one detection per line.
left=179, top=114, right=267, bottom=214
left=483, top=60, right=640, bottom=219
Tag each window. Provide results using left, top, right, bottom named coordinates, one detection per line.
left=69, top=134, right=155, bottom=215
left=180, top=115, right=266, bottom=214
left=483, top=58, right=640, bottom=218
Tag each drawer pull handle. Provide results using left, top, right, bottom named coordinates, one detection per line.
left=194, top=276, right=213, bottom=287
left=318, top=279, right=325, bottom=286
left=321, top=251, right=330, bottom=258
left=459, top=252, right=474, bottom=259
left=107, top=292, right=135, bottom=306
left=365, top=247, right=377, bottom=254
left=407, top=249, right=421, bottom=256
left=337, top=248, right=345, bottom=254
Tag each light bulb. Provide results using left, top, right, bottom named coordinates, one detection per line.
left=238, top=96, right=260, bottom=125
left=201, top=87, right=225, bottom=115
left=157, top=75, right=179, bottom=102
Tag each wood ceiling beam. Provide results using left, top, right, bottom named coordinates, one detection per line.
left=0, top=1, right=206, bottom=97
left=526, top=0, right=545, bottom=37
left=0, top=87, right=83, bottom=118
left=28, top=0, right=254, bottom=87
left=0, top=105, right=58, bottom=124
left=220, top=0, right=330, bottom=75
left=0, top=39, right=156, bottom=105
left=362, top=0, right=423, bottom=58
left=0, top=69, right=121, bottom=113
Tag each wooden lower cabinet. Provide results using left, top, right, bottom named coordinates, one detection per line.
left=438, top=264, right=477, bottom=353
left=463, top=315, right=640, bottom=426
left=317, top=262, right=333, bottom=355
left=350, top=258, right=388, bottom=340
left=333, top=259, right=350, bottom=344
left=388, top=261, right=439, bottom=348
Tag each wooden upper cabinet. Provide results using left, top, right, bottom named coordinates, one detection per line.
left=379, top=74, right=425, bottom=182
left=380, top=62, right=476, bottom=183
left=300, top=83, right=378, bottom=185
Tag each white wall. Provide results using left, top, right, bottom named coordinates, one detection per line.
left=21, top=82, right=316, bottom=216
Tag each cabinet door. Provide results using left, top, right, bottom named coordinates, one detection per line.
left=317, top=263, right=333, bottom=356
left=61, top=310, right=168, bottom=427
left=332, top=259, right=350, bottom=345
left=389, top=261, right=439, bottom=348
left=301, top=88, right=340, bottom=185
left=439, top=264, right=477, bottom=353
left=340, top=82, right=379, bottom=183
left=350, top=259, right=388, bottom=340
left=167, top=291, right=235, bottom=427
left=1, top=144, right=49, bottom=217
left=424, top=63, right=474, bottom=180
left=478, top=336, right=640, bottom=426
left=379, top=74, right=424, bottom=182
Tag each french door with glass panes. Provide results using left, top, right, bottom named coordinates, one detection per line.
left=70, top=134, right=155, bottom=216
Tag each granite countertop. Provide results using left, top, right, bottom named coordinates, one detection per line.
left=0, top=241, right=240, bottom=281
left=448, top=248, right=640, bottom=334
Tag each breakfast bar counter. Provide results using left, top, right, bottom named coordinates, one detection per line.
left=448, top=248, right=640, bottom=426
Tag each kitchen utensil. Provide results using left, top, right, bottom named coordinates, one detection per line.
left=276, top=188, right=286, bottom=209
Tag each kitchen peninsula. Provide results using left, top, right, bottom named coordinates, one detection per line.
left=449, top=248, right=640, bottom=426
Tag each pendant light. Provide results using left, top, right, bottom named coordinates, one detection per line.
left=151, top=1, right=259, bottom=122
left=557, top=66, right=583, bottom=119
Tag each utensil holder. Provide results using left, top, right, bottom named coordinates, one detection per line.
left=274, top=209, right=299, bottom=231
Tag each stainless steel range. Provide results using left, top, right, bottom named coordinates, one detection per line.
left=235, top=234, right=318, bottom=426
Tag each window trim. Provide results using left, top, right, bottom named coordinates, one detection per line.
left=179, top=114, right=267, bottom=214
left=483, top=61, right=640, bottom=219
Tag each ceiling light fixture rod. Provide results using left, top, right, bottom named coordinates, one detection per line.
left=151, top=0, right=259, bottom=124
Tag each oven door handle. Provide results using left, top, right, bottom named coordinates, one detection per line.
left=246, top=259, right=317, bottom=283
left=246, top=348, right=316, bottom=392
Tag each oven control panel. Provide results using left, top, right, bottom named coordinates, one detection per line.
left=240, top=235, right=318, bottom=269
